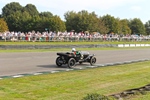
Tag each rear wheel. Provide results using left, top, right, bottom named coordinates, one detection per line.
left=90, top=56, right=96, bottom=65
left=68, top=58, right=76, bottom=68
left=56, top=57, right=63, bottom=67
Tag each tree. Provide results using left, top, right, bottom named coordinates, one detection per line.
left=49, top=16, right=66, bottom=32
left=119, top=19, right=131, bottom=34
left=129, top=18, right=146, bottom=35
left=101, top=14, right=120, bottom=34
left=23, top=4, right=39, bottom=16
left=39, top=11, right=53, bottom=18
left=5, top=11, right=33, bottom=32
left=145, top=20, right=150, bottom=35
left=96, top=17, right=109, bottom=34
left=2, top=2, right=23, bottom=17
left=64, top=11, right=79, bottom=32
left=64, top=10, right=106, bottom=33
left=2, top=2, right=23, bottom=31
left=0, top=18, right=9, bottom=32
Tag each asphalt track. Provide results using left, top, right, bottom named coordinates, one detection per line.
left=1, top=48, right=150, bottom=77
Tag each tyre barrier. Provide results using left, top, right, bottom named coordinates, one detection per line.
left=110, top=84, right=150, bottom=100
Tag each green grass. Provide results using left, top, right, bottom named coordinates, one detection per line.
left=0, top=47, right=123, bottom=53
left=0, top=47, right=150, bottom=53
left=1, top=61, right=150, bottom=100
left=1, top=41, right=150, bottom=45
left=1, top=41, right=150, bottom=53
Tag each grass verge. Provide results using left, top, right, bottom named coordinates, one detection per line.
left=0, top=61, right=150, bottom=100
left=1, top=41, right=150, bottom=45
left=0, top=47, right=123, bottom=53
left=0, top=47, right=150, bottom=53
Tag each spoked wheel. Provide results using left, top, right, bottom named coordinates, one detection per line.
left=56, top=57, right=63, bottom=67
left=68, top=58, right=76, bottom=68
left=90, top=56, right=96, bottom=65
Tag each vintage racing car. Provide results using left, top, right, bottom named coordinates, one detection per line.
left=56, top=50, right=96, bottom=68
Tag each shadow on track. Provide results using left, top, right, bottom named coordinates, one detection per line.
left=37, top=63, right=91, bottom=69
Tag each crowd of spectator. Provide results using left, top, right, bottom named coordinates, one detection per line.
left=0, top=31, right=150, bottom=42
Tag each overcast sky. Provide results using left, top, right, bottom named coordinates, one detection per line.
left=0, top=0, right=149, bottom=23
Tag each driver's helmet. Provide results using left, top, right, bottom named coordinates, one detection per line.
left=72, top=48, right=76, bottom=52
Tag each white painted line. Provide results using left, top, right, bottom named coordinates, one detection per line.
left=86, top=66, right=97, bottom=68
left=51, top=71, right=59, bottom=73
left=130, top=60, right=138, bottom=62
left=138, top=59, right=146, bottom=61
left=73, top=67, right=83, bottom=70
left=124, top=61, right=132, bottom=63
left=66, top=69, right=74, bottom=71
left=33, top=73, right=43, bottom=75
left=105, top=63, right=115, bottom=66
left=13, top=75, right=24, bottom=78
left=95, top=64, right=105, bottom=66
left=115, top=62, right=124, bottom=64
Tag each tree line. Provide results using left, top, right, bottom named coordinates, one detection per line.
left=0, top=2, right=150, bottom=35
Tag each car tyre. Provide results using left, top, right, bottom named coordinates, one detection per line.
left=56, top=57, right=63, bottom=67
left=90, top=56, right=96, bottom=65
left=68, top=58, right=76, bottom=68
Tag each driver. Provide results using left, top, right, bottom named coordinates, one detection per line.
left=72, top=48, right=83, bottom=59
left=72, top=48, right=76, bottom=53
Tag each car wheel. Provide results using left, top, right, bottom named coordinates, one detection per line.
left=90, top=56, right=96, bottom=65
left=56, top=57, right=63, bottom=67
left=68, top=58, right=76, bottom=68
left=79, top=62, right=83, bottom=64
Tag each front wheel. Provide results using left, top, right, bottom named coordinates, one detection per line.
left=90, top=56, right=96, bottom=65
left=68, top=58, right=76, bottom=68
left=56, top=57, right=63, bottom=67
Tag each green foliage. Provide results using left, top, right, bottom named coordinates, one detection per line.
left=49, top=15, right=66, bottom=32
left=97, top=17, right=109, bottom=34
left=23, top=4, right=39, bottom=16
left=129, top=18, right=146, bottom=35
left=39, top=11, right=53, bottom=18
left=0, top=2, right=147, bottom=35
left=65, top=10, right=107, bottom=33
left=0, top=18, right=9, bottom=32
left=101, top=14, right=119, bottom=33
left=2, top=2, right=23, bottom=17
left=1, top=2, right=65, bottom=32
left=119, top=19, right=131, bottom=34
left=145, top=20, right=150, bottom=35
left=5, top=11, right=33, bottom=32
left=82, top=93, right=111, bottom=100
